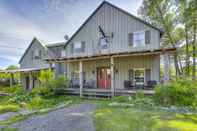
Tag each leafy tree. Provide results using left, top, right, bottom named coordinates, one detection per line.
left=6, top=65, right=18, bottom=70
left=138, top=0, right=197, bottom=80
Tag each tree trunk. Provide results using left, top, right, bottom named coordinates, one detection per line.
left=185, top=27, right=190, bottom=77
left=174, top=52, right=181, bottom=77
left=192, top=24, right=196, bottom=80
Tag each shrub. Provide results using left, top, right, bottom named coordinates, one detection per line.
left=38, top=69, right=54, bottom=88
left=154, top=79, right=197, bottom=106
left=0, top=105, right=20, bottom=114
left=28, top=96, right=44, bottom=109
left=112, top=96, right=133, bottom=103
left=0, top=85, right=23, bottom=94
left=52, top=75, right=68, bottom=95
left=8, top=94, right=30, bottom=104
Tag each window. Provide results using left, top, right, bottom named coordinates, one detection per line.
left=134, top=69, right=145, bottom=87
left=128, top=33, right=133, bottom=46
left=33, top=50, right=41, bottom=59
left=133, top=31, right=145, bottom=47
left=100, top=37, right=109, bottom=49
left=61, top=50, right=66, bottom=57
left=73, top=41, right=85, bottom=53
left=128, top=69, right=134, bottom=81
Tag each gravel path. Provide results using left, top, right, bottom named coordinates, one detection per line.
left=8, top=104, right=95, bottom=131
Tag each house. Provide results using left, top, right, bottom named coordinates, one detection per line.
left=18, top=37, right=66, bottom=90
left=46, top=1, right=176, bottom=97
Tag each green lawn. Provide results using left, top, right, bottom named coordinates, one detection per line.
left=94, top=107, right=197, bottom=131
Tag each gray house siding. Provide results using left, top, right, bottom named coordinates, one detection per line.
left=67, top=55, right=160, bottom=89
left=19, top=39, right=66, bottom=89
left=20, top=39, right=51, bottom=69
left=65, top=3, right=160, bottom=57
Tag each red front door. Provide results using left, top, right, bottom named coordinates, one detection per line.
left=97, top=67, right=111, bottom=89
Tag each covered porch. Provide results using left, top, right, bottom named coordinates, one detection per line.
left=46, top=48, right=175, bottom=97
left=0, top=67, right=50, bottom=90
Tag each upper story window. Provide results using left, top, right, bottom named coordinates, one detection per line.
left=133, top=31, right=145, bottom=47
left=128, top=30, right=150, bottom=47
left=72, top=41, right=85, bottom=53
left=100, top=37, right=109, bottom=49
left=61, top=50, right=66, bottom=57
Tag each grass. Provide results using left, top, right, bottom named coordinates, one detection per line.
left=0, top=128, right=18, bottom=131
left=0, top=114, right=29, bottom=125
left=0, top=105, right=19, bottom=114
left=94, top=106, right=197, bottom=131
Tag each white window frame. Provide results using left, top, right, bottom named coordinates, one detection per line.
left=133, top=31, right=145, bottom=47
left=73, top=42, right=82, bottom=53
left=74, top=42, right=82, bottom=50
left=61, top=50, right=66, bottom=57
left=133, top=68, right=145, bottom=86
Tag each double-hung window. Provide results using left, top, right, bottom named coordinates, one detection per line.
left=133, top=31, right=145, bottom=47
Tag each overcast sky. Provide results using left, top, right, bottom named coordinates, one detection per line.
left=0, top=0, right=143, bottom=68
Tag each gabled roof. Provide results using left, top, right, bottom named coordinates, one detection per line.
left=64, top=1, right=163, bottom=48
left=19, top=37, right=47, bottom=64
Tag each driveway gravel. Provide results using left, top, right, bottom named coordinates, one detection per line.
left=8, top=103, right=95, bottom=131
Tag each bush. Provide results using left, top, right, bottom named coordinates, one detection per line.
left=154, top=79, right=197, bottom=107
left=8, top=94, right=30, bottom=104
left=112, top=96, right=133, bottom=103
left=0, top=105, right=20, bottom=114
left=52, top=75, right=68, bottom=95
left=28, top=96, right=44, bottom=109
left=38, top=69, right=54, bottom=89
left=0, top=85, right=23, bottom=94
left=31, top=87, right=52, bottom=97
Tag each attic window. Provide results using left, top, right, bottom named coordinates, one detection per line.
left=100, top=37, right=109, bottom=49
left=34, top=50, right=41, bottom=59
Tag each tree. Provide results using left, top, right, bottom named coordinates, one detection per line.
left=138, top=0, right=197, bottom=80
left=6, top=65, right=18, bottom=70
left=138, top=0, right=182, bottom=77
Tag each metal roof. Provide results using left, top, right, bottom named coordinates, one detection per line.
left=0, top=67, right=50, bottom=73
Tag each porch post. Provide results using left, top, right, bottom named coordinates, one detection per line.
left=110, top=57, right=115, bottom=97
left=67, top=62, right=70, bottom=79
left=79, top=61, right=83, bottom=98
left=29, top=72, right=33, bottom=90
left=10, top=73, right=14, bottom=87
left=163, top=52, right=170, bottom=84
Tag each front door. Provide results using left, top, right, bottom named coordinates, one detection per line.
left=97, top=67, right=111, bottom=89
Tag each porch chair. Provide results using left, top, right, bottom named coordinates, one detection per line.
left=124, top=80, right=134, bottom=90
left=83, top=79, right=96, bottom=89
left=70, top=79, right=80, bottom=88
left=145, top=80, right=157, bottom=90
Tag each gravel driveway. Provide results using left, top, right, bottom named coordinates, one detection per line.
left=8, top=103, right=95, bottom=131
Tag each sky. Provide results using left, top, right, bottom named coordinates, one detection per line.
left=0, top=0, right=143, bottom=68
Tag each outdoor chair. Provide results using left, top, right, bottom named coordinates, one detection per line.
left=145, top=80, right=157, bottom=89
left=70, top=79, right=80, bottom=88
left=124, top=80, right=134, bottom=90
left=83, top=80, right=95, bottom=89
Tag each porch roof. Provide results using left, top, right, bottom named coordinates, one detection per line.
left=45, top=47, right=176, bottom=63
left=0, top=67, right=50, bottom=74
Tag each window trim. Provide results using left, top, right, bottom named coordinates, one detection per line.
left=73, top=41, right=85, bottom=53
left=133, top=31, right=145, bottom=47
left=133, top=68, right=145, bottom=86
